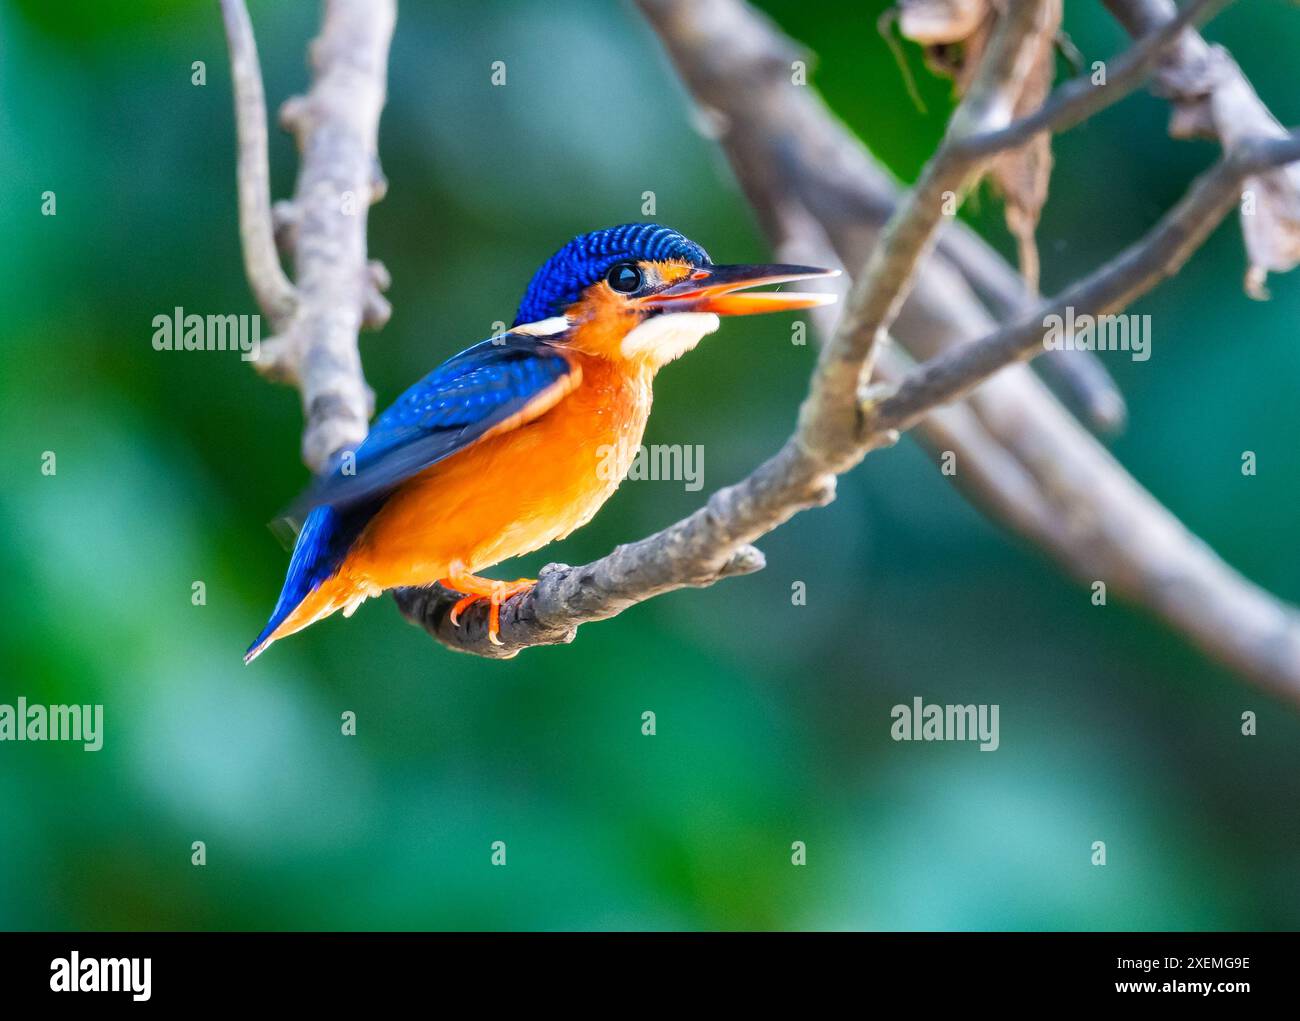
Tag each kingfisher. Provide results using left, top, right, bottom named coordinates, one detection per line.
left=246, top=223, right=837, bottom=662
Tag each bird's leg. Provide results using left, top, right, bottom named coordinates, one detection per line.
left=441, top=560, right=536, bottom=646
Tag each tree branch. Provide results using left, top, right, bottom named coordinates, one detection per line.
left=959, top=0, right=1230, bottom=157
left=1104, top=0, right=1300, bottom=298
left=799, top=0, right=1226, bottom=453
left=795, top=0, right=1056, bottom=461
left=397, top=125, right=1300, bottom=677
left=398, top=0, right=1300, bottom=701
left=634, top=0, right=1090, bottom=539
left=219, top=0, right=297, bottom=326
left=871, top=134, right=1300, bottom=433
left=631, top=0, right=1300, bottom=704
left=222, top=0, right=395, bottom=472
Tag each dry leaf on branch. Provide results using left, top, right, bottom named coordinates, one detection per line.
left=1202, top=64, right=1300, bottom=299
left=1078, top=28, right=1299, bottom=301
left=897, top=0, right=1062, bottom=292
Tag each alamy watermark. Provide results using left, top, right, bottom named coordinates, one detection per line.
left=152, top=306, right=261, bottom=361
left=0, top=697, right=103, bottom=751
left=50, top=952, right=150, bottom=1001
left=890, top=697, right=999, bottom=751
left=1043, top=306, right=1151, bottom=362
left=597, top=443, right=704, bottom=492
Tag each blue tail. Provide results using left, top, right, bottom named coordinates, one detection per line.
left=245, top=505, right=346, bottom=663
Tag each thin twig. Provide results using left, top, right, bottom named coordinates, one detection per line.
left=219, top=0, right=297, bottom=326
left=872, top=134, right=1300, bottom=431
left=1104, top=0, right=1300, bottom=298
left=789, top=0, right=1221, bottom=460
left=959, top=0, right=1231, bottom=157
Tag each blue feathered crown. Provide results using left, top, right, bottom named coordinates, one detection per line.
left=514, top=223, right=710, bottom=326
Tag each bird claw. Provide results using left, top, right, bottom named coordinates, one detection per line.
left=442, top=574, right=535, bottom=646
left=448, top=595, right=475, bottom=628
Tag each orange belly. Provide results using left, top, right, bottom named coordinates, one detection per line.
left=343, top=354, right=653, bottom=591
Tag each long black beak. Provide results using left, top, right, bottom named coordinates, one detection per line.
left=639, top=263, right=840, bottom=315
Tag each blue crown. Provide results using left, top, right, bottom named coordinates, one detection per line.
left=513, top=224, right=711, bottom=326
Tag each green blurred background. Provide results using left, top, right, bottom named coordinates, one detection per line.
left=1, top=0, right=1298, bottom=931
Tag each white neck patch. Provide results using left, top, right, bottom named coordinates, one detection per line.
left=620, top=312, right=721, bottom=365
left=511, top=315, right=571, bottom=337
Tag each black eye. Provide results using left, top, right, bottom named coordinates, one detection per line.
left=607, top=262, right=642, bottom=293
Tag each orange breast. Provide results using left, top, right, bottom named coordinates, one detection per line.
left=343, top=353, right=653, bottom=590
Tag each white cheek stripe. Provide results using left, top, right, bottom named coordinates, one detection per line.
left=620, top=312, right=721, bottom=363
left=511, top=315, right=571, bottom=337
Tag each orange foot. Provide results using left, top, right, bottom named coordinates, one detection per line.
left=441, top=561, right=535, bottom=646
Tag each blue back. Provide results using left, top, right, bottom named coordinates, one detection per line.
left=250, top=334, right=575, bottom=659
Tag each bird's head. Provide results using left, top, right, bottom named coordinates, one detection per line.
left=512, top=223, right=838, bottom=368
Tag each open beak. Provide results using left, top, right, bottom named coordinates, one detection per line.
left=639, top=264, right=840, bottom=316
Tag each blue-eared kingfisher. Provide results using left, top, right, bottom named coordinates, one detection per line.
left=247, top=223, right=837, bottom=661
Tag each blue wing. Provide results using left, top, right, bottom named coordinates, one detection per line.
left=250, top=333, right=578, bottom=661
left=284, top=334, right=578, bottom=522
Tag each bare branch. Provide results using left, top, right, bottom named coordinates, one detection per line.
left=634, top=0, right=1122, bottom=556
left=219, top=0, right=297, bottom=325
left=1105, top=0, right=1300, bottom=297
left=398, top=126, right=1300, bottom=684
left=872, top=134, right=1300, bottom=433
left=222, top=0, right=395, bottom=472
left=959, top=0, right=1231, bottom=158
left=398, top=0, right=1300, bottom=702
left=785, top=0, right=1223, bottom=458
left=770, top=114, right=1129, bottom=431
left=796, top=0, right=1055, bottom=461
left=860, top=0, right=1230, bottom=423
left=1103, top=0, right=1265, bottom=135
left=789, top=0, right=1219, bottom=465
left=633, top=0, right=1300, bottom=703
